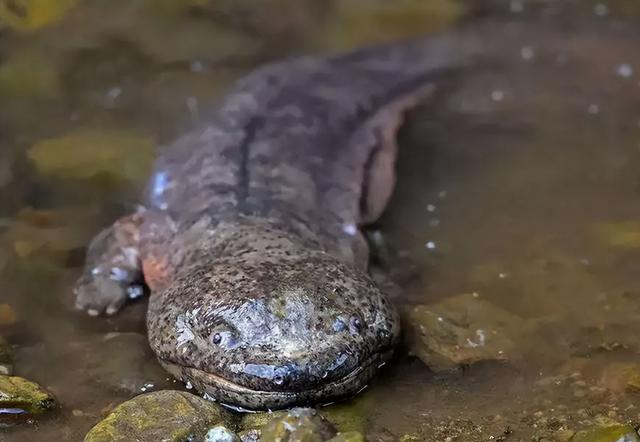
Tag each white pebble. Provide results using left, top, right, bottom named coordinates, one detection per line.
left=425, top=241, right=436, bottom=250
left=426, top=204, right=436, bottom=212
left=587, top=104, right=600, bottom=115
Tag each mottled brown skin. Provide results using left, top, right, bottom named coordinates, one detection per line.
left=74, top=33, right=479, bottom=410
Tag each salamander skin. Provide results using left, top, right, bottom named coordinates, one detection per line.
left=74, top=31, right=481, bottom=410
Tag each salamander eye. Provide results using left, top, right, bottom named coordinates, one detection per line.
left=349, top=316, right=364, bottom=334
left=209, top=329, right=240, bottom=348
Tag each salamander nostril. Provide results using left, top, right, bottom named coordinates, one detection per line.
left=212, top=333, right=222, bottom=345
left=349, top=316, right=363, bottom=334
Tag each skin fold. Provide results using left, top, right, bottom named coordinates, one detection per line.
left=74, top=31, right=483, bottom=410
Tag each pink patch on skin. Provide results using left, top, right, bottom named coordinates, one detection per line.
left=142, top=255, right=170, bottom=291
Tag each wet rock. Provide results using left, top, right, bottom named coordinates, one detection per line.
left=238, top=429, right=261, bottom=442
left=28, top=129, right=154, bottom=183
left=84, top=390, right=235, bottom=442
left=241, top=405, right=367, bottom=441
left=0, top=336, right=12, bottom=375
left=204, top=424, right=241, bottom=442
left=405, top=293, right=521, bottom=371
left=259, top=408, right=338, bottom=442
left=0, top=375, right=56, bottom=414
left=571, top=424, right=640, bottom=442
left=86, top=332, right=172, bottom=395
left=319, top=393, right=371, bottom=433
left=241, top=410, right=289, bottom=431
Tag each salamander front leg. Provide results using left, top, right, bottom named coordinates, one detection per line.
left=74, top=214, right=146, bottom=316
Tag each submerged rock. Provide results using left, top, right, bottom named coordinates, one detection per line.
left=241, top=410, right=289, bottom=432
left=405, top=293, right=521, bottom=371
left=591, top=222, right=640, bottom=249
left=205, top=424, right=241, bottom=442
left=0, top=375, right=56, bottom=414
left=84, top=390, right=236, bottom=442
left=259, top=408, right=338, bottom=442
left=571, top=424, right=640, bottom=442
left=5, top=207, right=103, bottom=263
left=318, top=393, right=372, bottom=433
left=323, top=0, right=464, bottom=50
left=240, top=406, right=367, bottom=441
left=28, top=128, right=154, bottom=183
left=599, top=363, right=640, bottom=394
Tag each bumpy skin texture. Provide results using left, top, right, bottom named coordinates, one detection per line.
left=75, top=33, right=479, bottom=410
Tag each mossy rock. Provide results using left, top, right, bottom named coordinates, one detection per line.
left=84, top=390, right=236, bottom=442
left=319, top=393, right=371, bottom=433
left=241, top=409, right=289, bottom=431
left=571, top=424, right=640, bottom=442
left=0, top=375, right=56, bottom=414
left=241, top=398, right=369, bottom=438
left=259, top=408, right=338, bottom=442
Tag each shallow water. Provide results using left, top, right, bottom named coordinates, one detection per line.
left=1, top=1, right=640, bottom=440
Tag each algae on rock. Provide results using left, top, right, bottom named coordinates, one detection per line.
left=84, top=390, right=236, bottom=442
left=259, top=408, right=338, bottom=442
left=571, top=424, right=640, bottom=442
left=0, top=375, right=56, bottom=414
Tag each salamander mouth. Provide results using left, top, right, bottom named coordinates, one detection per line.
left=158, top=350, right=392, bottom=411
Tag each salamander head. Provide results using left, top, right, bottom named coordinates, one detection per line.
left=147, top=242, right=399, bottom=410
